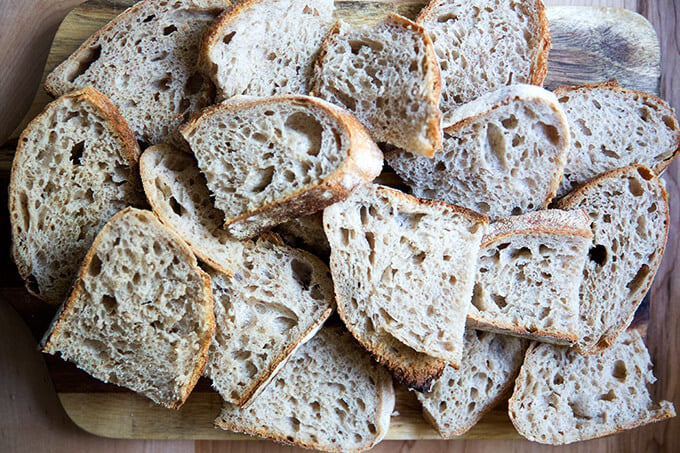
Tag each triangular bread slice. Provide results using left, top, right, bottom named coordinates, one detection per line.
left=44, top=0, right=229, bottom=148
left=41, top=208, right=214, bottom=409
left=180, top=95, right=383, bottom=239
left=554, top=80, right=680, bottom=197
left=311, top=14, right=442, bottom=157
left=215, top=326, right=395, bottom=452
left=386, top=84, right=570, bottom=221
left=467, top=209, right=593, bottom=344
left=9, top=87, right=144, bottom=304
left=509, top=329, right=675, bottom=444
left=324, top=184, right=488, bottom=369
left=555, top=165, right=669, bottom=355
left=417, top=330, right=528, bottom=438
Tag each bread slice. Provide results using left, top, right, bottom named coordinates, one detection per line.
left=555, top=165, right=669, bottom=355
left=417, top=330, right=528, bottom=438
left=41, top=208, right=214, bottom=409
left=467, top=209, right=593, bottom=345
left=324, top=183, right=488, bottom=368
left=205, top=233, right=335, bottom=407
left=275, top=212, right=332, bottom=260
left=180, top=95, right=383, bottom=239
left=554, top=80, right=680, bottom=197
left=417, top=0, right=551, bottom=122
left=386, top=84, right=570, bottom=221
left=215, top=326, right=395, bottom=452
left=199, top=0, right=333, bottom=101
left=509, top=329, right=676, bottom=445
left=44, top=0, right=228, bottom=148
left=9, top=87, right=144, bottom=304
left=310, top=14, right=442, bottom=157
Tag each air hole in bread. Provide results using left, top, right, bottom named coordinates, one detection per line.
left=509, top=247, right=532, bottom=260
left=163, top=24, right=177, bottom=36
left=291, top=259, right=313, bottom=290
left=283, top=112, right=323, bottom=157
left=534, top=122, right=561, bottom=146
left=222, top=31, right=236, bottom=45
left=612, top=360, right=627, bottom=381
left=553, top=374, right=564, bottom=385
left=101, top=294, right=117, bottom=312
left=436, top=13, right=458, bottom=22
left=153, top=76, right=172, bottom=92
left=626, top=264, right=651, bottom=294
left=491, top=294, right=507, bottom=309
left=249, top=166, right=274, bottom=193
left=185, top=72, right=205, bottom=95
left=142, top=14, right=155, bottom=23
left=588, top=244, right=607, bottom=266
left=68, top=140, right=86, bottom=166
left=67, top=45, right=101, bottom=82
left=302, top=5, right=318, bottom=16
left=168, top=195, right=183, bottom=216
left=89, top=254, right=103, bottom=277
left=486, top=123, right=507, bottom=167
left=501, top=115, right=519, bottom=129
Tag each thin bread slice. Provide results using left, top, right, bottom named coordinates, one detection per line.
left=467, top=209, right=593, bottom=344
left=180, top=95, right=383, bottom=239
left=417, top=330, right=528, bottom=438
left=9, top=87, right=144, bottom=304
left=509, top=329, right=676, bottom=444
left=324, top=183, right=488, bottom=368
left=554, top=80, right=680, bottom=197
left=555, top=165, right=669, bottom=355
left=41, top=208, right=214, bottom=409
left=215, top=326, right=395, bottom=452
left=310, top=14, right=442, bottom=157
left=386, top=84, right=570, bottom=221
left=44, top=0, right=229, bottom=148
left=417, top=0, right=550, bottom=122
left=199, top=0, right=333, bottom=101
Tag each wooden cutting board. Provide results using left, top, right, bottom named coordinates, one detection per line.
left=4, top=0, right=666, bottom=441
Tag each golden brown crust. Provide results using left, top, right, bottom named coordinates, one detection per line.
left=197, top=0, right=244, bottom=78
left=530, top=0, right=551, bottom=87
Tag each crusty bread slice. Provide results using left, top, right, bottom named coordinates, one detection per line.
left=199, top=0, right=333, bottom=101
left=417, top=0, right=550, bottom=122
left=205, top=233, right=335, bottom=407
left=41, top=208, right=214, bottom=409
left=509, top=329, right=675, bottom=444
left=215, top=326, right=395, bottom=452
left=324, top=183, right=488, bottom=368
left=554, top=80, right=680, bottom=197
left=44, top=0, right=229, bottom=148
left=555, top=165, right=669, bottom=355
left=180, top=95, right=383, bottom=239
left=467, top=209, right=593, bottom=345
left=9, top=87, right=144, bottom=304
left=386, top=84, right=570, bottom=221
left=310, top=14, right=442, bottom=157
left=418, top=330, right=528, bottom=438
left=275, top=212, right=332, bottom=260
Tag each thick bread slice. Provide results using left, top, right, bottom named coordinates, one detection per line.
left=41, top=208, right=214, bottom=409
left=418, top=330, right=528, bottom=438
left=554, top=80, right=680, bottom=197
left=199, top=0, right=333, bottom=101
left=44, top=0, right=228, bottom=148
left=215, top=326, right=395, bottom=452
left=555, top=165, right=669, bottom=355
left=417, top=0, right=550, bottom=122
left=509, top=329, right=676, bottom=445
left=467, top=209, right=593, bottom=345
left=181, top=95, right=383, bottom=239
left=310, top=14, right=442, bottom=157
left=9, top=87, right=144, bottom=304
left=275, top=212, right=332, bottom=260
left=386, top=85, right=570, bottom=221
left=205, top=234, right=335, bottom=407
left=140, top=144, right=244, bottom=276
left=324, top=184, right=488, bottom=367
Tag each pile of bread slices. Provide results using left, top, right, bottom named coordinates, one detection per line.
left=8, top=0, right=680, bottom=449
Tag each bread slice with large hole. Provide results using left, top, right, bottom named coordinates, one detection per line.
left=9, top=87, right=144, bottom=304
left=555, top=165, right=669, bottom=355
left=215, top=325, right=395, bottom=452
left=509, top=329, right=675, bottom=444
left=41, top=208, right=214, bottom=409
left=180, top=95, right=383, bottom=239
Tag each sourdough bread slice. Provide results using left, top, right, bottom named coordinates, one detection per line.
left=555, top=165, right=669, bottom=355
left=554, top=80, right=680, bottom=197
left=467, top=209, right=593, bottom=344
left=417, top=0, right=550, bottom=122
left=181, top=95, right=383, bottom=239
left=215, top=326, right=395, bottom=452
left=9, top=87, right=144, bottom=304
left=199, top=0, right=333, bottom=101
left=386, top=84, right=570, bottom=220
left=41, top=208, right=214, bottom=409
left=310, top=14, right=442, bottom=157
left=44, top=0, right=229, bottom=148
left=324, top=184, right=488, bottom=368
left=509, top=329, right=675, bottom=444
left=418, top=330, right=528, bottom=438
